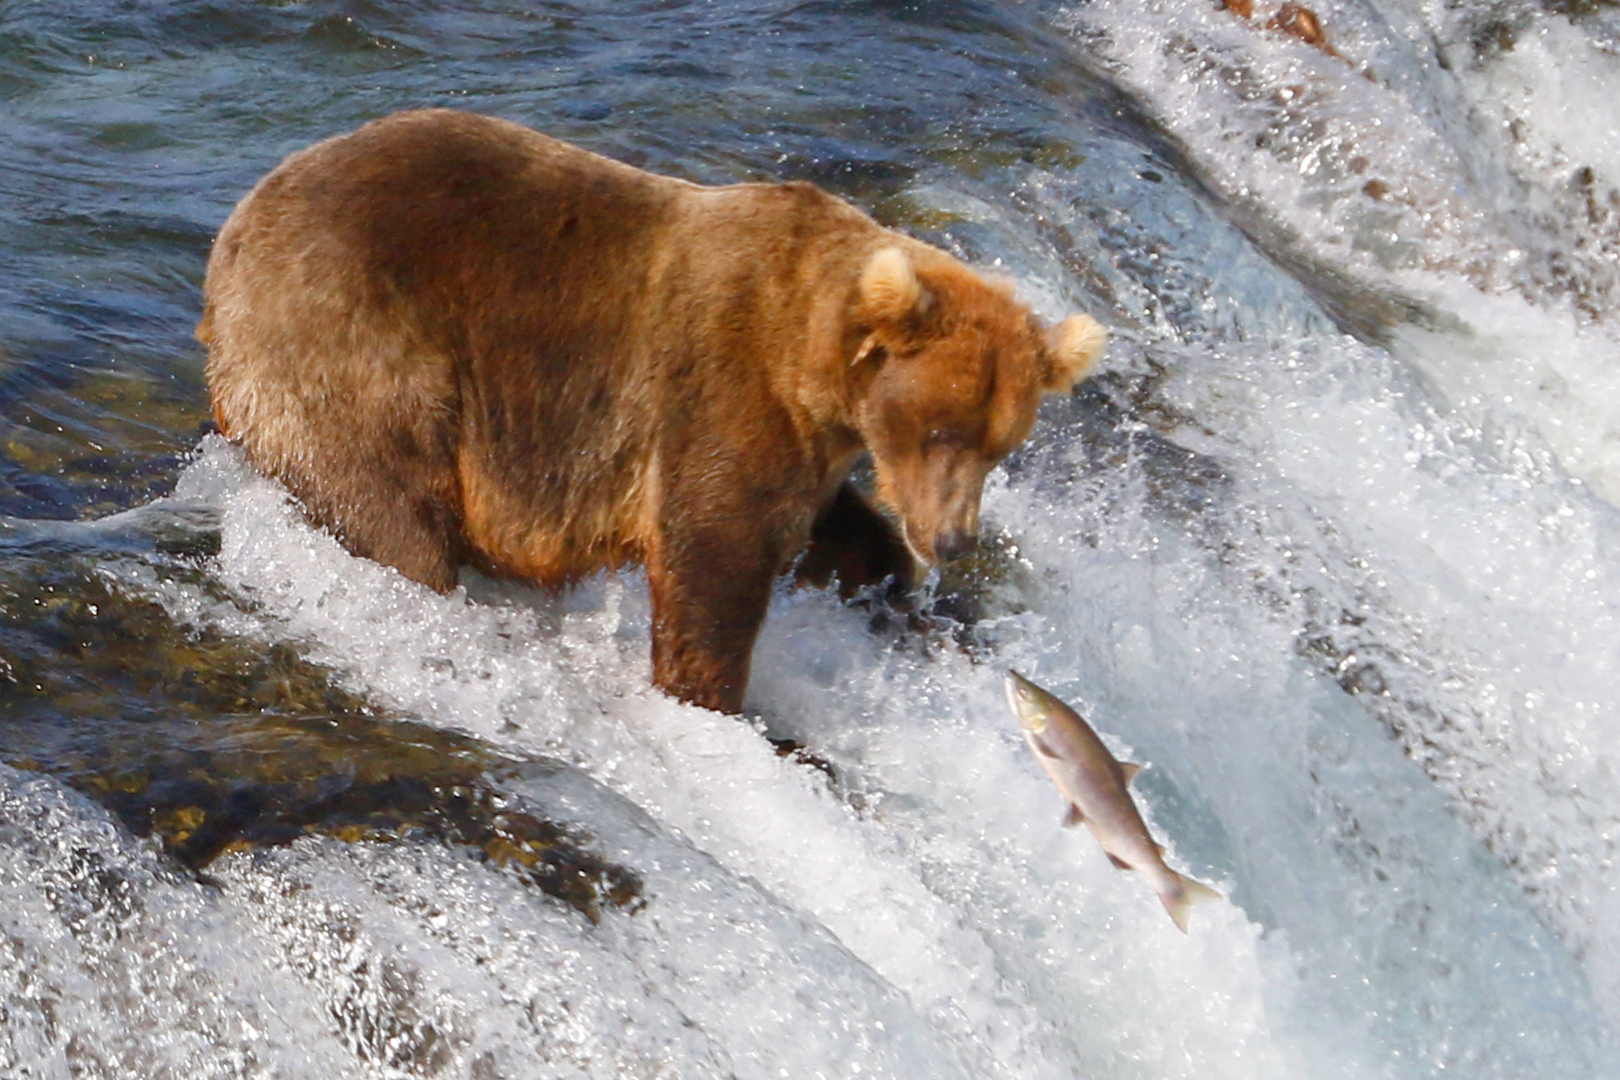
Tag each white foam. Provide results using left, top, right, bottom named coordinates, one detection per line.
left=132, top=438, right=1295, bottom=1079
left=1059, top=0, right=1620, bottom=507
left=0, top=765, right=355, bottom=1077
left=14, top=4, right=1618, bottom=1071
left=1458, top=12, right=1620, bottom=196
left=1045, top=8, right=1620, bottom=1038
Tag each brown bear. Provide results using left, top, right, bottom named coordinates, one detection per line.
left=199, top=109, right=1105, bottom=714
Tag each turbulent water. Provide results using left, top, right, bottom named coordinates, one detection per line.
left=4, top=1, right=1620, bottom=1077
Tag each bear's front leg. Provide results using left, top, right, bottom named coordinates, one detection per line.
left=646, top=518, right=782, bottom=714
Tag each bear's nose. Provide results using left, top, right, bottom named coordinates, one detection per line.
left=934, top=529, right=978, bottom=563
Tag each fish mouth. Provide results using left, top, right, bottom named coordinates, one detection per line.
left=1003, top=670, right=1046, bottom=733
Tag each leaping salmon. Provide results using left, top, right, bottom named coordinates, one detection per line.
left=1005, top=670, right=1221, bottom=933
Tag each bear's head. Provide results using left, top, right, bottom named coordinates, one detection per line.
left=852, top=246, right=1105, bottom=567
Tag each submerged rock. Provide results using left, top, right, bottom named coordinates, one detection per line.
left=0, top=554, right=642, bottom=922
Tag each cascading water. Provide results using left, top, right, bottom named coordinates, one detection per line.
left=2, top=1, right=1618, bottom=1077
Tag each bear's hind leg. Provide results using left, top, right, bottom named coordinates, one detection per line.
left=338, top=473, right=465, bottom=592
left=267, top=431, right=466, bottom=594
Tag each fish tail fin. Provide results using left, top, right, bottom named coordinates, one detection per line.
left=1161, top=874, right=1223, bottom=934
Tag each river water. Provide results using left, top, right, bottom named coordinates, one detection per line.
left=3, top=1, right=1619, bottom=1077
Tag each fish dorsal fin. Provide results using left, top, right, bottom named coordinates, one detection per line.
left=1062, top=803, right=1085, bottom=828
left=1106, top=852, right=1131, bottom=871
left=1119, top=762, right=1142, bottom=784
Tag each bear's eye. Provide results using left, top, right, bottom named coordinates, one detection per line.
left=924, top=428, right=968, bottom=450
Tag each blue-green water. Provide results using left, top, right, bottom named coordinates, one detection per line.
left=4, top=2, right=1620, bottom=1077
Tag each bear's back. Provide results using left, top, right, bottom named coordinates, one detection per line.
left=204, top=110, right=686, bottom=355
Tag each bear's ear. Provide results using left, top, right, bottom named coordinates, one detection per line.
left=1043, top=313, right=1107, bottom=394
left=860, top=247, right=930, bottom=325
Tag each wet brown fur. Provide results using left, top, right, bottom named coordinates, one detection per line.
left=200, top=110, right=1102, bottom=713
